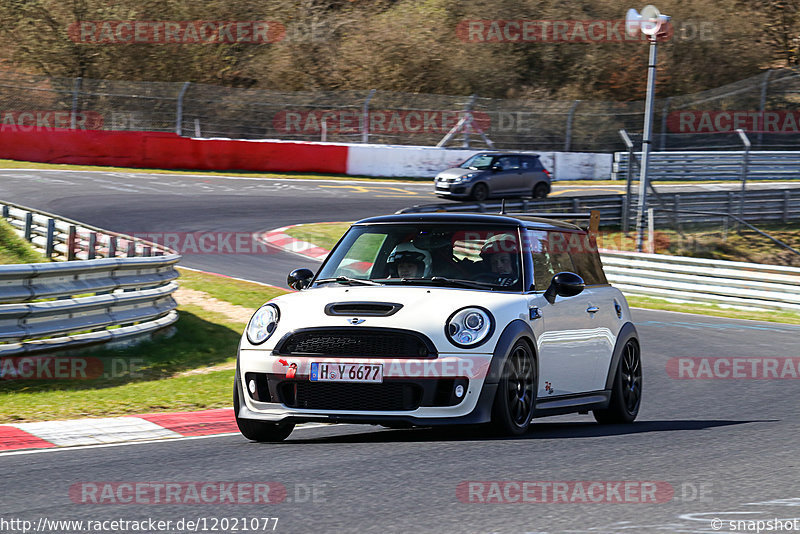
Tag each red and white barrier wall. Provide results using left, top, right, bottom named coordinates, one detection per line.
left=0, top=129, right=611, bottom=180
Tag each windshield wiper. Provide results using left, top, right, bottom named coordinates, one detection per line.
left=315, top=276, right=381, bottom=286
left=380, top=277, right=495, bottom=289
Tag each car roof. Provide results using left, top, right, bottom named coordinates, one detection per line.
left=353, top=212, right=583, bottom=231
left=471, top=152, right=540, bottom=158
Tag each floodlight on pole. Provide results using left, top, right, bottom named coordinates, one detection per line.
left=626, top=5, right=670, bottom=252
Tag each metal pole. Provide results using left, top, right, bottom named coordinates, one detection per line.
left=361, top=89, right=376, bottom=144
left=463, top=94, right=477, bottom=149
left=564, top=100, right=581, bottom=152
left=635, top=37, right=658, bottom=253
left=176, top=82, right=191, bottom=136
left=757, top=70, right=772, bottom=149
left=619, top=129, right=635, bottom=233
left=70, top=77, right=82, bottom=129
left=736, top=128, right=751, bottom=230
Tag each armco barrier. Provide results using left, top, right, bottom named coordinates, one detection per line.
left=0, top=201, right=181, bottom=356
left=601, top=250, right=800, bottom=311
left=398, top=188, right=800, bottom=227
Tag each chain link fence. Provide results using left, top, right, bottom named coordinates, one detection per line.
left=2, top=68, right=800, bottom=152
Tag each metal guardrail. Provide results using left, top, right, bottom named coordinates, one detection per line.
left=398, top=188, right=800, bottom=227
left=0, top=201, right=180, bottom=356
left=600, top=250, right=800, bottom=311
left=613, top=151, right=800, bottom=181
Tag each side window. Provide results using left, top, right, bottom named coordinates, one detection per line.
left=496, top=156, right=520, bottom=170
left=522, top=156, right=542, bottom=171
left=568, top=233, right=608, bottom=285
left=525, top=230, right=575, bottom=290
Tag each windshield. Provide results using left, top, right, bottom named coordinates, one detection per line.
left=315, top=223, right=523, bottom=291
left=459, top=154, right=495, bottom=170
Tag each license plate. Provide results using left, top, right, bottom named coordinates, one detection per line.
left=310, top=362, right=383, bottom=383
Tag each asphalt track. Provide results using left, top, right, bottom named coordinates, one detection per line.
left=2, top=169, right=800, bottom=533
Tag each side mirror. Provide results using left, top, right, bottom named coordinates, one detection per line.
left=543, top=272, right=585, bottom=304
left=287, top=268, right=314, bottom=290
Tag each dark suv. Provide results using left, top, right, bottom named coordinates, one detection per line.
left=434, top=152, right=552, bottom=201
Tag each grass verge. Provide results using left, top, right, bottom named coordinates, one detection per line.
left=0, top=271, right=288, bottom=423
left=0, top=219, right=48, bottom=264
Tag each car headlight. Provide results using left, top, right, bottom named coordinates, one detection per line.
left=446, top=306, right=494, bottom=348
left=246, top=303, right=280, bottom=345
left=453, top=173, right=475, bottom=184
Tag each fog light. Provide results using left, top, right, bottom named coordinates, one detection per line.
left=454, top=384, right=465, bottom=398
left=248, top=379, right=256, bottom=394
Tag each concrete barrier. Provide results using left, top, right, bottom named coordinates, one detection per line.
left=0, top=128, right=611, bottom=179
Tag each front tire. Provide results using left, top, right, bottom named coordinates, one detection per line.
left=593, top=339, right=642, bottom=424
left=234, top=373, right=295, bottom=442
left=490, top=340, right=536, bottom=436
left=471, top=183, right=489, bottom=202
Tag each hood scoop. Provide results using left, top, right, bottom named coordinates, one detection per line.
left=324, top=302, right=403, bottom=317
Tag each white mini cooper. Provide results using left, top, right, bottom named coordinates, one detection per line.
left=234, top=213, right=642, bottom=441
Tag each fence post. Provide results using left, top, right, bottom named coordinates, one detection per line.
left=109, top=236, right=117, bottom=258
left=736, top=129, right=751, bottom=230
left=45, top=219, right=56, bottom=258
left=2, top=205, right=8, bottom=218
left=783, top=190, right=790, bottom=224
left=88, top=232, right=97, bottom=260
left=564, top=100, right=581, bottom=152
left=70, top=77, right=82, bottom=129
left=361, top=89, right=376, bottom=144
left=463, top=94, right=477, bottom=148
left=127, top=241, right=136, bottom=257
left=176, top=82, right=191, bottom=135
left=67, top=225, right=77, bottom=261
left=757, top=70, right=772, bottom=149
left=24, top=213, right=32, bottom=241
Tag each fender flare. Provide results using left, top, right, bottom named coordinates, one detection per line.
left=485, top=319, right=538, bottom=385
left=602, top=322, right=640, bottom=391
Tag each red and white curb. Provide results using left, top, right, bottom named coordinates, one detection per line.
left=0, top=408, right=238, bottom=452
left=260, top=224, right=330, bottom=260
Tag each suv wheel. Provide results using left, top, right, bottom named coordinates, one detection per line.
left=532, top=182, right=549, bottom=199
left=593, top=339, right=642, bottom=424
left=491, top=340, right=536, bottom=435
left=234, top=373, right=295, bottom=442
left=471, top=183, right=489, bottom=201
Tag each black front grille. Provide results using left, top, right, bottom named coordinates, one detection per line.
left=274, top=329, right=435, bottom=358
left=278, top=381, right=422, bottom=411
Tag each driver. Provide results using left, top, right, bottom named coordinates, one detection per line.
left=479, top=235, right=520, bottom=286
left=387, top=243, right=431, bottom=278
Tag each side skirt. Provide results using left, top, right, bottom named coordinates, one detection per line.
left=533, top=390, right=610, bottom=418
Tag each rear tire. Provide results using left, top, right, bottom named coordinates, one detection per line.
left=593, top=339, right=642, bottom=424
left=234, top=372, right=295, bottom=442
left=490, top=340, right=536, bottom=436
left=532, top=182, right=549, bottom=199
left=471, top=183, right=489, bottom=202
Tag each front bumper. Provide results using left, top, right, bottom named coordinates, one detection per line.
left=434, top=181, right=470, bottom=198
left=237, top=350, right=496, bottom=425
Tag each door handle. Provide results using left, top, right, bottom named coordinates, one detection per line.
left=586, top=306, right=600, bottom=314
